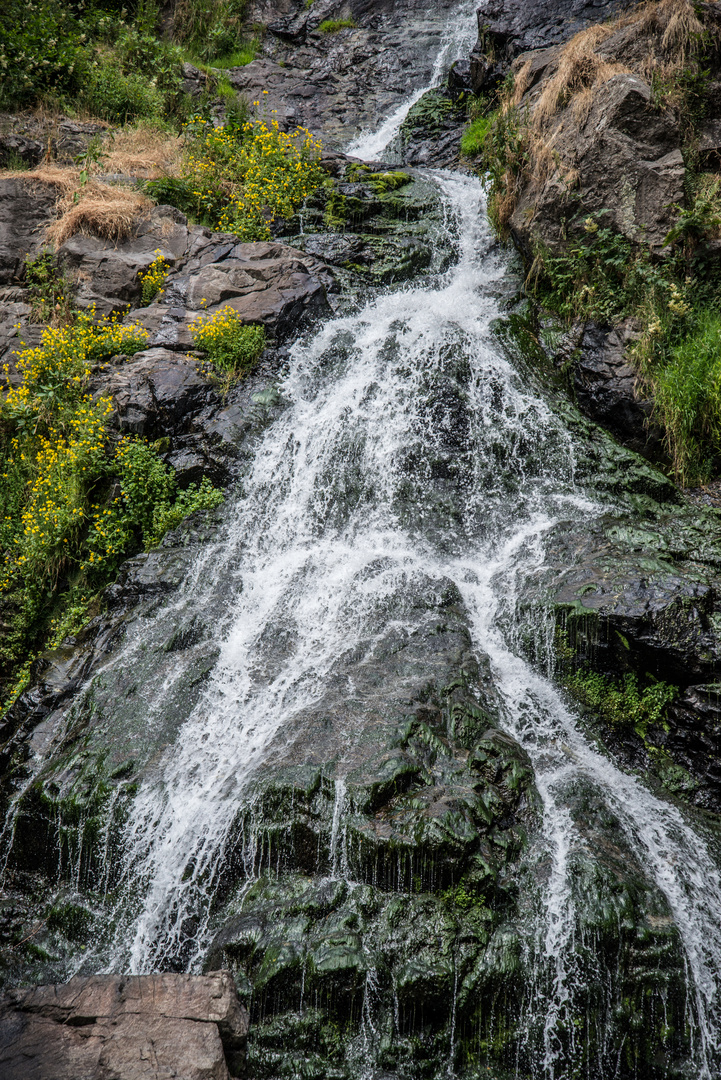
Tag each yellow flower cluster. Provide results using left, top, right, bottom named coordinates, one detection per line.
left=190, top=306, right=266, bottom=372
left=140, top=250, right=170, bottom=306
left=183, top=117, right=325, bottom=241
left=0, top=313, right=149, bottom=592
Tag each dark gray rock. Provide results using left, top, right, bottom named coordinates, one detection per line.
left=0, top=971, right=248, bottom=1080
left=474, top=0, right=635, bottom=63
left=0, top=178, right=58, bottom=286
left=93, top=348, right=212, bottom=440
left=574, top=320, right=665, bottom=460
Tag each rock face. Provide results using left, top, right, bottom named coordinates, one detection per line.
left=573, top=321, right=665, bottom=460
left=229, top=0, right=468, bottom=147
left=0, top=178, right=58, bottom=286
left=472, top=0, right=634, bottom=65
left=0, top=971, right=248, bottom=1079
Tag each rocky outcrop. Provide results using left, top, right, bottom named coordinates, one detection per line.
left=0, top=178, right=58, bottom=286
left=226, top=0, right=467, bottom=147
left=0, top=971, right=248, bottom=1079
left=471, top=0, right=634, bottom=77
left=0, top=114, right=107, bottom=168
left=573, top=320, right=665, bottom=460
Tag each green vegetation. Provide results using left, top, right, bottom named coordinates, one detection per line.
left=167, top=114, right=325, bottom=238
left=460, top=115, right=493, bottom=157
left=139, top=251, right=170, bottom=305
left=0, top=309, right=223, bottom=708
left=190, top=307, right=266, bottom=372
left=0, top=0, right=187, bottom=121
left=317, top=18, right=356, bottom=33
left=172, top=0, right=256, bottom=65
left=563, top=668, right=677, bottom=741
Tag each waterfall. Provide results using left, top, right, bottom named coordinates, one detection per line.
left=12, top=4, right=721, bottom=1076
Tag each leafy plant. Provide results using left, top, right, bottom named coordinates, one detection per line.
left=0, top=307, right=223, bottom=697
left=182, top=115, right=325, bottom=238
left=139, top=250, right=170, bottom=305
left=24, top=252, right=74, bottom=326
left=563, top=667, right=677, bottom=741
left=190, top=307, right=266, bottom=372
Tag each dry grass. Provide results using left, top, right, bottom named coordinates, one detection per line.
left=533, top=25, right=628, bottom=126
left=634, top=0, right=705, bottom=60
left=104, top=122, right=182, bottom=179
left=47, top=182, right=152, bottom=246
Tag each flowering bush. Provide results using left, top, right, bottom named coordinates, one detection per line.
left=0, top=311, right=222, bottom=699
left=183, top=115, right=325, bottom=239
left=140, top=251, right=170, bottom=306
left=190, top=307, right=266, bottom=372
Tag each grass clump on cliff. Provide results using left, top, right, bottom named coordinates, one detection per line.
left=0, top=311, right=223, bottom=707
left=317, top=19, right=357, bottom=33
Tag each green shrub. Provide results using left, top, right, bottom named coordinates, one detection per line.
left=181, top=115, right=325, bottom=237
left=191, top=307, right=266, bottom=372
left=173, top=0, right=251, bottom=63
left=317, top=18, right=356, bottom=32
left=651, top=307, right=721, bottom=483
left=139, top=251, right=170, bottom=305
left=81, top=62, right=165, bottom=124
left=0, top=307, right=224, bottom=698
left=0, top=0, right=93, bottom=108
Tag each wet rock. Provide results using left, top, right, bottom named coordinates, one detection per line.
left=235, top=0, right=466, bottom=148
left=399, top=88, right=466, bottom=168
left=0, top=971, right=248, bottom=1080
left=573, top=320, right=665, bottom=460
left=473, top=0, right=635, bottom=64
left=0, top=178, right=58, bottom=285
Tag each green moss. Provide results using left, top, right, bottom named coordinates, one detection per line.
left=317, top=18, right=357, bottom=33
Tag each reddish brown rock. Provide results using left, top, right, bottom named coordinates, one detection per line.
left=0, top=970, right=248, bottom=1080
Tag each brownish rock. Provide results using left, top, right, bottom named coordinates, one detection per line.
left=0, top=970, right=248, bottom=1080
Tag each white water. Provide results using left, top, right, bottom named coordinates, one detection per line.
left=347, top=1, right=478, bottom=161
left=32, top=6, right=721, bottom=1076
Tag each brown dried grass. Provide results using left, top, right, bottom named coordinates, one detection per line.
left=47, top=183, right=152, bottom=246
left=533, top=25, right=629, bottom=126
left=104, top=123, right=182, bottom=179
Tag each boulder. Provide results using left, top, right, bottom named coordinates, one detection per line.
left=509, top=73, right=684, bottom=251
left=57, top=205, right=191, bottom=317
left=0, top=971, right=249, bottom=1080
left=93, top=348, right=213, bottom=440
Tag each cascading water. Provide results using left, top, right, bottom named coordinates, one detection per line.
left=7, top=5, right=721, bottom=1077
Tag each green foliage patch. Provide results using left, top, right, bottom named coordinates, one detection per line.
left=317, top=18, right=356, bottom=33
left=0, top=306, right=223, bottom=707
left=190, top=307, right=266, bottom=373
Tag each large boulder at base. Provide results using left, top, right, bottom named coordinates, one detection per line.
left=0, top=971, right=249, bottom=1080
